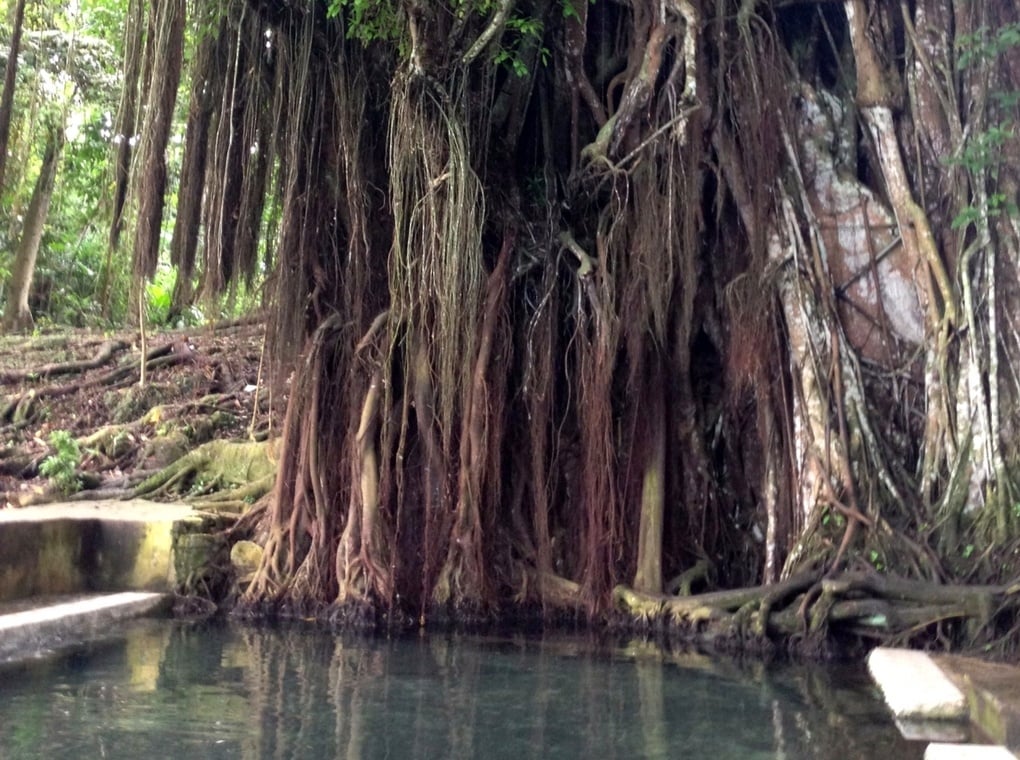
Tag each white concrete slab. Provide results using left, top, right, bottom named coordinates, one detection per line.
left=0, top=500, right=211, bottom=600
left=868, top=647, right=968, bottom=720
left=925, top=744, right=1017, bottom=759
left=0, top=591, right=169, bottom=661
left=0, top=499, right=202, bottom=523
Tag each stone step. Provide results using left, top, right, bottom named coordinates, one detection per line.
left=868, top=647, right=968, bottom=721
left=936, top=655, right=1020, bottom=752
left=0, top=591, right=170, bottom=662
left=925, top=743, right=1017, bottom=759
left=869, top=647, right=1020, bottom=759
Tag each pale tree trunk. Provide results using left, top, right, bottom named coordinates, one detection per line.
left=846, top=0, right=999, bottom=519
left=633, top=370, right=665, bottom=594
left=3, top=127, right=62, bottom=332
left=0, top=0, right=27, bottom=196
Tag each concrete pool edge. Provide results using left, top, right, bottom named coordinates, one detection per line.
left=0, top=499, right=213, bottom=602
left=0, top=591, right=172, bottom=662
left=869, top=646, right=1020, bottom=758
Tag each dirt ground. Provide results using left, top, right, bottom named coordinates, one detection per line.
left=0, top=318, right=282, bottom=508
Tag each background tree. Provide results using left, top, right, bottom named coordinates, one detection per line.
left=2, top=118, right=61, bottom=329
left=0, top=0, right=27, bottom=196
left=1, top=0, right=128, bottom=328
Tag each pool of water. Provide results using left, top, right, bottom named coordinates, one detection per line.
left=0, top=619, right=923, bottom=759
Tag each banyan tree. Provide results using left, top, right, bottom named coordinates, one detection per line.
left=120, top=0, right=1020, bottom=648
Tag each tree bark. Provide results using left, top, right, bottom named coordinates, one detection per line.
left=0, top=0, right=27, bottom=197
left=107, top=0, right=146, bottom=255
left=129, top=0, right=186, bottom=306
left=633, top=368, right=665, bottom=594
left=3, top=126, right=63, bottom=332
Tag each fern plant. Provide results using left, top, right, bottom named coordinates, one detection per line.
left=39, top=430, right=82, bottom=495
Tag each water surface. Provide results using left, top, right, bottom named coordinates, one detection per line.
left=0, top=619, right=923, bottom=759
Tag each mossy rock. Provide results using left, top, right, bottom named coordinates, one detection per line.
left=230, top=540, right=263, bottom=581
left=81, top=425, right=137, bottom=459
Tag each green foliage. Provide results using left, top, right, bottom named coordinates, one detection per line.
left=493, top=13, right=548, bottom=77
left=146, top=267, right=175, bottom=326
left=326, top=0, right=402, bottom=43
left=324, top=0, right=554, bottom=77
left=1, top=1, right=126, bottom=328
left=820, top=509, right=845, bottom=529
left=39, top=430, right=82, bottom=495
left=867, top=548, right=884, bottom=571
left=951, top=190, right=1018, bottom=230
left=28, top=104, right=128, bottom=326
left=559, top=0, right=596, bottom=22
left=949, top=22, right=1020, bottom=231
left=144, top=266, right=205, bottom=328
left=956, top=22, right=1020, bottom=71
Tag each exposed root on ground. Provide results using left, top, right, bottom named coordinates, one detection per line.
left=133, top=438, right=280, bottom=506
left=0, top=324, right=276, bottom=508
left=612, top=568, right=1020, bottom=650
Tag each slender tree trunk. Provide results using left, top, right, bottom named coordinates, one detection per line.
left=3, top=126, right=62, bottom=332
left=129, top=0, right=186, bottom=311
left=0, top=0, right=27, bottom=198
left=108, top=0, right=146, bottom=253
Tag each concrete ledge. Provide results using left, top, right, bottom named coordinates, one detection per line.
left=868, top=647, right=967, bottom=720
left=925, top=743, right=1017, bottom=759
left=0, top=500, right=207, bottom=601
left=0, top=591, right=171, bottom=661
left=895, top=718, right=969, bottom=744
left=936, top=655, right=1020, bottom=751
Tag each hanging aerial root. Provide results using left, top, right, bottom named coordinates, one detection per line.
left=336, top=364, right=391, bottom=605
left=432, top=229, right=514, bottom=612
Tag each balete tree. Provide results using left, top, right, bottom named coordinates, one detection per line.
left=87, top=0, right=1020, bottom=652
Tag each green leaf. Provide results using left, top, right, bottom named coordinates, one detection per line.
left=951, top=206, right=979, bottom=230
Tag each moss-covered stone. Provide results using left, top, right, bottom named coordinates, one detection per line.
left=230, top=540, right=263, bottom=582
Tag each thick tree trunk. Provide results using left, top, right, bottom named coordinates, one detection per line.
left=208, top=0, right=1020, bottom=650
left=3, top=127, right=62, bottom=332
left=633, top=367, right=665, bottom=594
left=168, top=14, right=224, bottom=317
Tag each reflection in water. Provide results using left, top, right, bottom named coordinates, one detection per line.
left=0, top=620, right=923, bottom=759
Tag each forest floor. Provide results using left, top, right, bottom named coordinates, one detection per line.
left=0, top=318, right=282, bottom=510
